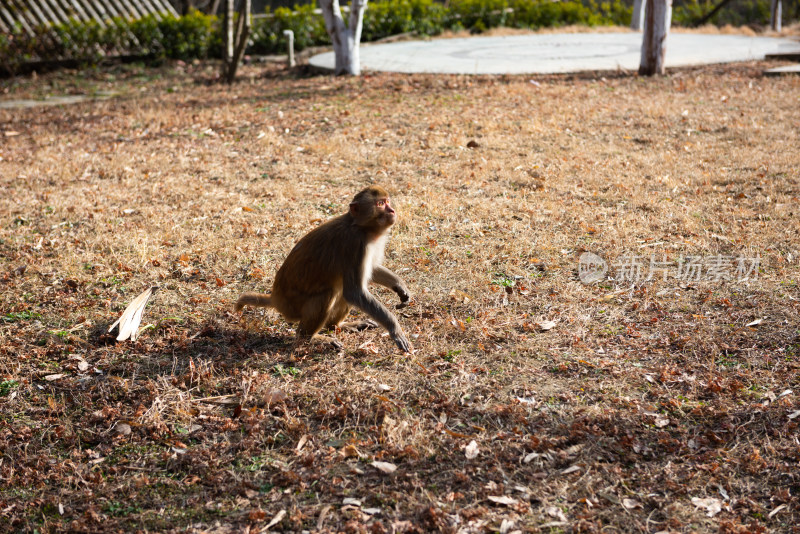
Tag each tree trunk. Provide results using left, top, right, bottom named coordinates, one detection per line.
left=639, top=0, right=672, bottom=76
left=223, top=0, right=234, bottom=64
left=319, top=0, right=369, bottom=75
left=631, top=0, right=646, bottom=30
left=222, top=0, right=251, bottom=83
left=770, top=0, right=782, bottom=32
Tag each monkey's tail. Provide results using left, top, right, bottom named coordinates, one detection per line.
left=234, top=292, right=273, bottom=312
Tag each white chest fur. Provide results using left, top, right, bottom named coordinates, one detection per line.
left=362, top=234, right=388, bottom=288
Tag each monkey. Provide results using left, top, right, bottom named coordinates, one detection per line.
left=235, top=185, right=413, bottom=353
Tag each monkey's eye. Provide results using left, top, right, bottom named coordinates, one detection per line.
left=376, top=199, right=387, bottom=208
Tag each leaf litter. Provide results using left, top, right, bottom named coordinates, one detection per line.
left=0, top=57, right=799, bottom=532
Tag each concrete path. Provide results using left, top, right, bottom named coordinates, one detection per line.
left=310, top=32, right=800, bottom=74
left=0, top=92, right=117, bottom=109
left=764, top=63, right=800, bottom=75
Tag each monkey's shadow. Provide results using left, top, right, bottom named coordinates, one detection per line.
left=188, top=316, right=304, bottom=366
left=91, top=314, right=308, bottom=376
left=193, top=313, right=388, bottom=370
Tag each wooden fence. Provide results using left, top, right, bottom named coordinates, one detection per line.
left=0, top=0, right=178, bottom=36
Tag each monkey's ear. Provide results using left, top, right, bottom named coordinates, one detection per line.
left=349, top=202, right=360, bottom=215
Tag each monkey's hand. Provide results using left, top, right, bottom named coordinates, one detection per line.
left=394, top=285, right=412, bottom=309
left=392, top=331, right=413, bottom=353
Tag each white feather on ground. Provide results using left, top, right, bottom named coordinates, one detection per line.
left=109, top=286, right=159, bottom=341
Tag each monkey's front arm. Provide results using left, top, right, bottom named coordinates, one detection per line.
left=371, top=265, right=411, bottom=308
left=343, top=274, right=412, bottom=353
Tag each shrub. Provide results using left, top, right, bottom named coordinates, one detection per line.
left=362, top=0, right=448, bottom=41
left=51, top=18, right=106, bottom=61
left=672, top=0, right=772, bottom=26
left=509, top=0, right=612, bottom=29
left=0, top=23, right=38, bottom=74
left=129, top=14, right=164, bottom=55
left=130, top=10, right=220, bottom=60
left=589, top=0, right=633, bottom=26
left=250, top=4, right=328, bottom=55
left=448, top=0, right=511, bottom=32
left=157, top=10, right=217, bottom=60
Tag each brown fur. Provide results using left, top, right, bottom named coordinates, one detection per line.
left=235, top=185, right=412, bottom=352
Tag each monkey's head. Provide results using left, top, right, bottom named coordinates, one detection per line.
left=349, top=185, right=396, bottom=231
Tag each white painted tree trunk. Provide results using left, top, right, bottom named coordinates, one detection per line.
left=770, top=0, right=782, bottom=32
left=319, top=0, right=368, bottom=75
left=631, top=0, right=646, bottom=30
left=639, top=0, right=672, bottom=76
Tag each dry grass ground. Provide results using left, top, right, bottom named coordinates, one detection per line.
left=1, top=56, right=799, bottom=533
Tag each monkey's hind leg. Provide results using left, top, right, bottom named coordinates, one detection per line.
left=293, top=293, right=343, bottom=351
left=325, top=298, right=377, bottom=332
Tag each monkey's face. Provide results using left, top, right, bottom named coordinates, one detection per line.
left=375, top=196, right=396, bottom=226
left=350, top=187, right=397, bottom=231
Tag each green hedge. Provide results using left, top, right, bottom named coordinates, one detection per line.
left=672, top=0, right=773, bottom=26
left=249, top=4, right=328, bottom=54
left=248, top=0, right=450, bottom=53
left=1, top=10, right=219, bottom=73
left=249, top=0, right=632, bottom=53
left=0, top=0, right=792, bottom=74
left=141, top=11, right=219, bottom=60
left=362, top=0, right=449, bottom=42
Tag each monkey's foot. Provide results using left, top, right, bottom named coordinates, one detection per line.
left=319, top=336, right=344, bottom=351
left=306, top=334, right=344, bottom=351
left=339, top=319, right=379, bottom=332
